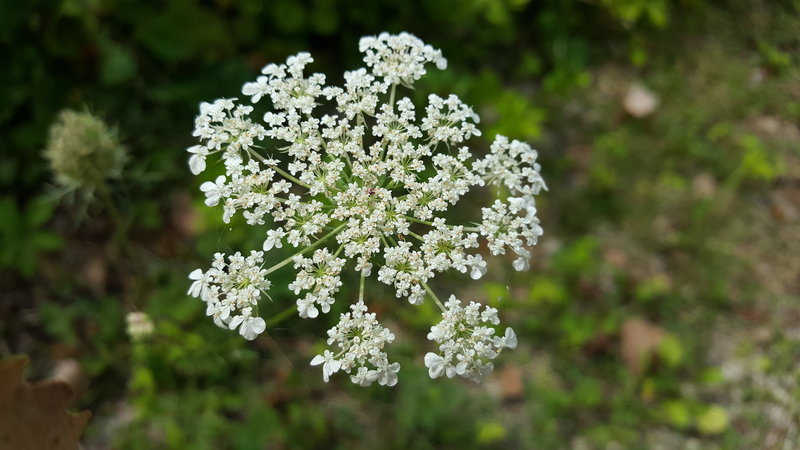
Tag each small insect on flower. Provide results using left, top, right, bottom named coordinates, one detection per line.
left=186, top=32, right=546, bottom=386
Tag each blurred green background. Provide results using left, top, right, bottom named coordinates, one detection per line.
left=1, top=0, right=799, bottom=448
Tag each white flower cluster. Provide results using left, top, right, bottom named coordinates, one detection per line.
left=186, top=32, right=546, bottom=385
left=188, top=251, right=270, bottom=340
left=474, top=136, right=546, bottom=271
left=311, top=301, right=399, bottom=387
left=359, top=32, right=447, bottom=86
left=125, top=312, right=154, bottom=341
left=290, top=248, right=346, bottom=318
left=424, top=296, right=517, bottom=382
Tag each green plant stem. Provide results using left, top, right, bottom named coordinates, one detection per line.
left=266, top=304, right=297, bottom=327
left=272, top=164, right=311, bottom=189
left=248, top=149, right=311, bottom=188
left=358, top=271, right=365, bottom=303
left=421, top=281, right=446, bottom=311
left=96, top=182, right=130, bottom=250
left=264, top=223, right=346, bottom=275
left=404, top=215, right=480, bottom=232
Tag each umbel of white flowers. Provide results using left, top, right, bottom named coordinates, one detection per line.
left=186, top=32, right=545, bottom=386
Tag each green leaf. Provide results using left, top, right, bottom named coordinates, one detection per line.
left=25, top=198, right=55, bottom=228
left=658, top=335, right=684, bottom=368
left=476, top=421, right=506, bottom=444
left=99, top=38, right=137, bottom=85
left=662, top=400, right=691, bottom=429
left=30, top=232, right=63, bottom=251
left=529, top=278, right=567, bottom=305
left=134, top=2, right=230, bottom=62
left=697, top=405, right=729, bottom=435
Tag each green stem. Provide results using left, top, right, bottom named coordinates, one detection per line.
left=272, top=165, right=311, bottom=189
left=264, top=223, right=345, bottom=275
left=404, top=215, right=480, bottom=232
left=265, top=303, right=297, bottom=327
left=408, top=230, right=424, bottom=241
left=358, top=271, right=365, bottom=303
left=333, top=242, right=345, bottom=258
left=421, top=281, right=446, bottom=312
left=96, top=182, right=130, bottom=250
left=248, top=149, right=311, bottom=189
left=389, top=84, right=397, bottom=107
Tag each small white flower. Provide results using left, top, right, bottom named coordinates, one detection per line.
left=227, top=307, right=266, bottom=340
left=350, top=367, right=378, bottom=387
left=206, top=300, right=231, bottom=328
left=468, top=254, right=488, bottom=280
left=424, top=352, right=447, bottom=379
left=239, top=315, right=266, bottom=340
left=187, top=145, right=208, bottom=175
left=375, top=361, right=401, bottom=387
left=242, top=76, right=270, bottom=103
left=187, top=268, right=214, bottom=301
left=497, top=327, right=517, bottom=349
left=126, top=312, right=155, bottom=340
left=200, top=175, right=226, bottom=207
left=263, top=228, right=285, bottom=251
left=310, top=349, right=342, bottom=382
left=296, top=297, right=319, bottom=319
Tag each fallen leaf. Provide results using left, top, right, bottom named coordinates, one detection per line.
left=620, top=318, right=664, bottom=374
left=0, top=357, right=90, bottom=450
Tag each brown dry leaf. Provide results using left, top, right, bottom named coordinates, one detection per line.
left=0, top=357, right=90, bottom=450
left=620, top=318, right=664, bottom=374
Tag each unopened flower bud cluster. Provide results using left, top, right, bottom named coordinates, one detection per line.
left=186, top=32, right=546, bottom=386
left=44, top=109, right=127, bottom=192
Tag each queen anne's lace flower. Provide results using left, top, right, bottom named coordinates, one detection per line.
left=289, top=248, right=346, bottom=318
left=312, top=301, right=399, bottom=386
left=424, top=296, right=517, bottom=382
left=187, top=251, right=270, bottom=340
left=359, top=32, right=446, bottom=86
left=186, top=32, right=546, bottom=385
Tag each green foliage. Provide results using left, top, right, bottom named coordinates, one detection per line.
left=600, top=0, right=671, bottom=28
left=0, top=196, right=61, bottom=276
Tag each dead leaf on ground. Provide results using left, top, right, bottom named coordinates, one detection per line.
left=0, top=357, right=90, bottom=450
left=620, top=318, right=664, bottom=374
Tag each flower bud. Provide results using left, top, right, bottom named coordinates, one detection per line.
left=44, top=110, right=126, bottom=191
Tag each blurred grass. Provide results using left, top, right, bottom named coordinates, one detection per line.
left=1, top=0, right=799, bottom=449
